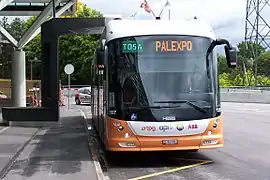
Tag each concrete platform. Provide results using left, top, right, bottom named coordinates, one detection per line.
left=0, top=126, right=39, bottom=178
left=0, top=108, right=98, bottom=180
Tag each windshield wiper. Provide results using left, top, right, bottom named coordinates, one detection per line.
left=128, top=105, right=182, bottom=113
left=154, top=100, right=207, bottom=114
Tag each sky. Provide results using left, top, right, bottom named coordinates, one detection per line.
left=83, top=0, right=247, bottom=47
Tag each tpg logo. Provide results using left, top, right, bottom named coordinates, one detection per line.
left=159, top=125, right=173, bottom=132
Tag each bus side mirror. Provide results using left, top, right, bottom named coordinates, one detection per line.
left=224, top=45, right=237, bottom=68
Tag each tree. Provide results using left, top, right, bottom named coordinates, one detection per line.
left=7, top=17, right=25, bottom=40
left=257, top=51, right=270, bottom=76
left=23, top=16, right=42, bottom=79
left=75, top=2, right=102, bottom=18
left=0, top=17, right=9, bottom=29
left=22, top=3, right=103, bottom=83
left=218, top=55, right=231, bottom=74
left=58, top=3, right=102, bottom=84
left=237, top=41, right=265, bottom=59
left=0, top=17, right=25, bottom=78
left=0, top=17, right=9, bottom=78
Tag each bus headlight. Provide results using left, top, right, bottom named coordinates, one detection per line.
left=208, top=130, right=212, bottom=135
left=118, top=142, right=136, bottom=147
left=118, top=126, right=124, bottom=131
left=203, top=140, right=218, bottom=145
left=213, top=119, right=219, bottom=128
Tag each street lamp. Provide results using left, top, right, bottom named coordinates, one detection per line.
left=29, top=57, right=41, bottom=80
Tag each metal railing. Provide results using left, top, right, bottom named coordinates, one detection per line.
left=221, top=87, right=270, bottom=95
left=60, top=85, right=270, bottom=103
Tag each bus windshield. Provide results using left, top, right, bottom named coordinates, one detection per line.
left=107, top=35, right=217, bottom=121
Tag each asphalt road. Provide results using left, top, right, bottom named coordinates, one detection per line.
left=77, top=102, right=270, bottom=180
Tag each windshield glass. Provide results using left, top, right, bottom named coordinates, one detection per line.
left=107, top=35, right=217, bottom=121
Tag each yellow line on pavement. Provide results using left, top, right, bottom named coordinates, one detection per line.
left=128, top=160, right=213, bottom=180
left=168, top=157, right=212, bottom=162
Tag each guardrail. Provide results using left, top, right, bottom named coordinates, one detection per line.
left=221, top=86, right=270, bottom=91
left=221, top=90, right=270, bottom=103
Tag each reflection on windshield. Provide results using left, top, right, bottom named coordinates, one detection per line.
left=154, top=100, right=208, bottom=114
left=123, top=77, right=137, bottom=106
left=139, top=72, right=211, bottom=105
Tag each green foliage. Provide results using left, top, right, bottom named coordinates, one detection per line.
left=257, top=51, right=270, bottom=76
left=7, top=17, right=25, bottom=40
left=0, top=3, right=102, bottom=83
left=237, top=41, right=265, bottom=59
left=23, top=16, right=37, bottom=31
left=58, top=4, right=102, bottom=84
left=8, top=3, right=101, bottom=83
left=218, top=40, right=270, bottom=87
left=219, top=73, right=233, bottom=87
left=0, top=17, right=26, bottom=78
left=59, top=34, right=100, bottom=84
left=75, top=2, right=102, bottom=18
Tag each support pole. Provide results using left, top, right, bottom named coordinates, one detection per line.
left=52, top=0, right=56, bottom=18
left=68, top=74, right=70, bottom=110
left=11, top=50, right=26, bottom=107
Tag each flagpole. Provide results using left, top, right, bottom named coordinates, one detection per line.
left=151, top=10, right=156, bottom=18
left=158, top=0, right=171, bottom=19
left=158, top=4, right=166, bottom=17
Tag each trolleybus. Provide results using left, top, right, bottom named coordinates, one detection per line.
left=91, top=18, right=237, bottom=152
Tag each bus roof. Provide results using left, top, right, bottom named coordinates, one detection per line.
left=105, top=19, right=216, bottom=42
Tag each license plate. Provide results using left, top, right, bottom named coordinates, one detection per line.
left=162, top=140, right=178, bottom=145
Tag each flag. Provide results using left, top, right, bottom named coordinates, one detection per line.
left=140, top=0, right=152, bottom=13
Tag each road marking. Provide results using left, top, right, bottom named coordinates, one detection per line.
left=168, top=157, right=212, bottom=162
left=128, top=160, right=213, bottom=180
left=0, top=127, right=9, bottom=134
left=224, top=109, right=269, bottom=113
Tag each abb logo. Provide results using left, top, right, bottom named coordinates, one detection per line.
left=188, top=124, right=198, bottom=129
left=141, top=126, right=156, bottom=132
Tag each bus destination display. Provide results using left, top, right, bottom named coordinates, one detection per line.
left=122, top=40, right=144, bottom=53
left=121, top=39, right=193, bottom=53
left=155, top=40, right=193, bottom=52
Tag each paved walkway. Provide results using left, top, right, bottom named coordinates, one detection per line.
left=0, top=108, right=98, bottom=180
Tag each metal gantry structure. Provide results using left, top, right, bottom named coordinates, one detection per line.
left=244, top=0, right=270, bottom=85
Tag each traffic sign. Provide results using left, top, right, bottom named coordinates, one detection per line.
left=64, top=64, right=74, bottom=75
left=64, top=63, right=74, bottom=110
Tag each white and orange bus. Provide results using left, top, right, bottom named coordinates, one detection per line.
left=91, top=17, right=237, bottom=152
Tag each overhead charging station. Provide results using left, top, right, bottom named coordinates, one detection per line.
left=2, top=17, right=105, bottom=122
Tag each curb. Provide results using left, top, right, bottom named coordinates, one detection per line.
left=79, top=110, right=108, bottom=180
